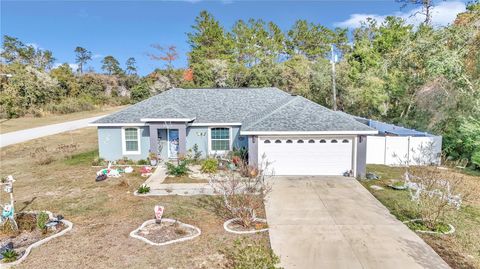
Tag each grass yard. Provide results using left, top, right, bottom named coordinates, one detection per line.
left=363, top=164, right=480, bottom=269
left=0, top=127, right=270, bottom=268
left=0, top=106, right=126, bottom=134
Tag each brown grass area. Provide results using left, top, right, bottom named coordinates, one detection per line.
left=0, top=106, right=126, bottom=134
left=163, top=175, right=209, bottom=184
left=0, top=127, right=268, bottom=268
left=365, top=164, right=480, bottom=269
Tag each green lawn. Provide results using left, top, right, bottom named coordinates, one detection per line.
left=363, top=164, right=480, bottom=269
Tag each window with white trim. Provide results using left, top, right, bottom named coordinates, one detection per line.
left=123, top=127, right=140, bottom=153
left=210, top=127, right=230, bottom=151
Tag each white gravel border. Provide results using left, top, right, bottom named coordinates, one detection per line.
left=1, top=212, right=73, bottom=268
left=403, top=219, right=455, bottom=235
left=129, top=219, right=201, bottom=246
left=223, top=218, right=269, bottom=234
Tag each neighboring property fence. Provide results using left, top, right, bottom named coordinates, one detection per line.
left=366, top=135, right=442, bottom=166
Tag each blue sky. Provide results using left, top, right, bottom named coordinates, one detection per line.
left=1, top=0, right=467, bottom=75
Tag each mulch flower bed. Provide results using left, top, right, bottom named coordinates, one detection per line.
left=0, top=211, right=72, bottom=266
left=130, top=219, right=201, bottom=246
left=223, top=218, right=269, bottom=234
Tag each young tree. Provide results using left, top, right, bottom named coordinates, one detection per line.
left=74, top=46, right=92, bottom=74
left=125, top=57, right=137, bottom=75
left=147, top=44, right=178, bottom=70
left=101, top=55, right=123, bottom=75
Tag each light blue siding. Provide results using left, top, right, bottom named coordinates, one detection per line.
left=232, top=126, right=248, bottom=150
left=186, top=127, right=209, bottom=157
left=186, top=126, right=248, bottom=157
left=98, top=125, right=250, bottom=160
left=98, top=126, right=150, bottom=161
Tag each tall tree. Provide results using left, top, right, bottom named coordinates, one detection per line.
left=396, top=0, right=438, bottom=25
left=125, top=57, right=137, bottom=75
left=1, top=35, right=55, bottom=70
left=287, top=20, right=348, bottom=60
left=101, top=55, right=123, bottom=75
left=74, top=46, right=92, bottom=74
left=187, top=10, right=234, bottom=86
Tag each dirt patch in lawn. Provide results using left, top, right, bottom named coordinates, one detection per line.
left=0, top=127, right=270, bottom=268
left=364, top=164, right=480, bottom=269
left=135, top=221, right=199, bottom=244
left=163, top=175, right=209, bottom=184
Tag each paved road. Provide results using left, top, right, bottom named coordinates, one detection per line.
left=0, top=115, right=104, bottom=148
left=265, top=176, right=451, bottom=269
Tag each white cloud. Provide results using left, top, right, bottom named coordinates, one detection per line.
left=53, top=63, right=79, bottom=71
left=335, top=1, right=466, bottom=28
left=93, top=54, right=103, bottom=59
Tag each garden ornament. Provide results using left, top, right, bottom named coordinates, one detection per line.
left=154, top=205, right=164, bottom=224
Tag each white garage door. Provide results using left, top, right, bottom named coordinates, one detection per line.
left=258, top=137, right=354, bottom=175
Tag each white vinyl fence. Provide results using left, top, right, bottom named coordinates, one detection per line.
left=366, top=136, right=442, bottom=166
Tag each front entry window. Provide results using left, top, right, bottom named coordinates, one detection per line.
left=210, top=127, right=230, bottom=151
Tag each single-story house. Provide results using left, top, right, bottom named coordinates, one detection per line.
left=90, top=87, right=378, bottom=177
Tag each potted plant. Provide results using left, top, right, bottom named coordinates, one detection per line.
left=149, top=152, right=158, bottom=166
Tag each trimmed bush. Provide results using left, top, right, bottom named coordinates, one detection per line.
left=201, top=158, right=218, bottom=174
left=166, top=161, right=189, bottom=176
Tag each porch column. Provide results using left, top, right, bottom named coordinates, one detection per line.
left=148, top=124, right=160, bottom=154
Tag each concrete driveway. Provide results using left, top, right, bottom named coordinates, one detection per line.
left=265, top=176, right=450, bottom=269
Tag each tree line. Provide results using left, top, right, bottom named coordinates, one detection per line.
left=0, top=2, right=479, bottom=168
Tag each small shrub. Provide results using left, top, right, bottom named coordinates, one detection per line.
left=225, top=238, right=282, bottom=269
left=189, top=144, right=202, bottom=163
left=56, top=143, right=79, bottom=159
left=1, top=249, right=18, bottom=263
left=201, top=158, right=218, bottom=174
left=16, top=212, right=36, bottom=231
left=117, top=157, right=135, bottom=165
left=43, top=96, right=95, bottom=114
left=36, top=211, right=49, bottom=230
left=137, top=159, right=149, bottom=165
left=137, top=184, right=150, bottom=194
left=30, top=146, right=55, bottom=165
left=91, top=156, right=106, bottom=166
left=166, top=161, right=189, bottom=176
left=174, top=227, right=188, bottom=236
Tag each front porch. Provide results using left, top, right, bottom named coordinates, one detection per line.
left=148, top=123, right=187, bottom=160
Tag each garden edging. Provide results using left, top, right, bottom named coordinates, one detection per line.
left=1, top=216, right=73, bottom=268
left=223, top=218, right=268, bottom=234
left=129, top=218, right=201, bottom=246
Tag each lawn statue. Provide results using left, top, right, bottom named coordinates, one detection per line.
left=0, top=175, right=18, bottom=231
left=154, top=205, right=164, bottom=224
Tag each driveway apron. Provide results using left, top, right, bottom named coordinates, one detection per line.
left=265, top=176, right=451, bottom=269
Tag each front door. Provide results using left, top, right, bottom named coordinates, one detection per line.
left=167, top=129, right=179, bottom=158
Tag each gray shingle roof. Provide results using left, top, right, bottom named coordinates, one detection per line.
left=93, top=87, right=375, bottom=133
left=242, top=96, right=375, bottom=132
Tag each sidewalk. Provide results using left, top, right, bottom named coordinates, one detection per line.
left=137, top=165, right=215, bottom=196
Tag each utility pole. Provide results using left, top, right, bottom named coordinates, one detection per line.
left=330, top=45, right=337, bottom=111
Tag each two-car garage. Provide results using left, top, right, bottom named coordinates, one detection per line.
left=257, top=136, right=356, bottom=176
